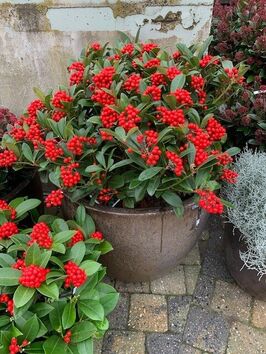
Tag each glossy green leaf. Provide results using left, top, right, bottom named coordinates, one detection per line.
left=0, top=268, right=20, bottom=286
left=79, top=300, right=104, bottom=321
left=43, top=336, right=66, bottom=354
left=13, top=285, right=35, bottom=308
left=62, top=302, right=76, bottom=329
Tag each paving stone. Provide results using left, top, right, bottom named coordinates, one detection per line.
left=102, top=331, right=145, bottom=354
left=94, top=339, right=103, bottom=354
left=108, top=293, right=129, bottom=330
left=150, top=266, right=186, bottom=295
left=128, top=294, right=168, bottom=332
left=211, top=280, right=252, bottom=322
left=115, top=280, right=149, bottom=293
left=252, top=299, right=266, bottom=328
left=184, top=265, right=201, bottom=295
left=181, top=244, right=201, bottom=265
left=146, top=333, right=182, bottom=354
left=178, top=344, right=202, bottom=354
left=227, top=321, right=266, bottom=354
left=168, top=296, right=192, bottom=334
left=183, top=306, right=230, bottom=353
left=193, top=274, right=215, bottom=307
left=103, top=275, right=115, bottom=286
left=201, top=251, right=232, bottom=282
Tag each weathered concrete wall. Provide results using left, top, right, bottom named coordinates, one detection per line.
left=0, top=0, right=214, bottom=114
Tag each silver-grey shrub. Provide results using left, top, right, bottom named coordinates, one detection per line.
left=223, top=150, right=266, bottom=277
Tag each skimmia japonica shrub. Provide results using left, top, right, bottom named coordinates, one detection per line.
left=211, top=0, right=266, bottom=148
left=1, top=38, right=245, bottom=215
left=0, top=198, right=118, bottom=354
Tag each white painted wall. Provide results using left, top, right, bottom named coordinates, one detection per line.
left=0, top=0, right=214, bottom=114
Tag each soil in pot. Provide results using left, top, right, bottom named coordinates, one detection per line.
left=224, top=222, right=266, bottom=301
left=62, top=197, right=208, bottom=282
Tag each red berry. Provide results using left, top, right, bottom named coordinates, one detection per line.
left=196, top=190, right=223, bottom=214
left=29, top=222, right=53, bottom=249
left=68, top=229, right=84, bottom=247
left=91, top=231, right=103, bottom=240
left=45, top=189, right=64, bottom=207
left=93, top=67, right=115, bottom=89
left=64, top=261, right=87, bottom=288
left=166, top=151, right=183, bottom=176
left=0, top=222, right=18, bottom=239
left=52, top=91, right=73, bottom=109
left=156, top=106, right=185, bottom=127
left=143, top=85, right=161, bottom=101
left=144, top=58, right=161, bottom=68
left=64, top=330, right=72, bottom=344
left=0, top=200, right=16, bottom=220
left=206, top=118, right=226, bottom=141
left=0, top=150, right=17, bottom=168
left=19, top=265, right=50, bottom=288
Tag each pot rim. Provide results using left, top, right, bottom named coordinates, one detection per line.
left=78, top=197, right=198, bottom=216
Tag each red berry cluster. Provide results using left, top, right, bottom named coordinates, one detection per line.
left=215, top=152, right=233, bottom=166
left=0, top=222, right=18, bottom=239
left=142, top=43, right=158, bottom=52
left=68, top=229, right=84, bottom=247
left=90, top=42, right=101, bottom=51
left=27, top=99, right=45, bottom=124
left=91, top=231, right=103, bottom=240
left=60, top=163, right=81, bottom=188
left=45, top=189, right=64, bottom=207
left=144, top=58, right=161, bottom=68
left=124, top=73, right=141, bottom=92
left=199, top=54, right=219, bottom=68
left=52, top=111, right=66, bottom=122
left=10, top=127, right=26, bottom=141
left=108, top=54, right=121, bottom=62
left=64, top=261, right=87, bottom=288
left=26, top=123, right=43, bottom=148
left=151, top=72, right=166, bottom=86
left=121, top=43, right=135, bottom=55
left=172, top=51, right=181, bottom=60
left=156, top=106, right=185, bottom=127
left=0, top=293, right=14, bottom=315
left=12, top=258, right=26, bottom=270
left=44, top=139, right=63, bottom=161
left=0, top=150, right=17, bottom=167
left=100, top=106, right=119, bottom=128
left=206, top=118, right=226, bottom=141
left=29, top=222, right=53, bottom=249
left=9, top=338, right=20, bottom=354
left=67, top=136, right=89, bottom=155
left=64, top=330, right=72, bottom=344
left=172, top=89, right=193, bottom=106
left=191, top=76, right=205, bottom=90
left=0, top=200, right=16, bottom=219
left=19, top=265, right=50, bottom=288
left=195, top=149, right=208, bottom=166
left=166, top=151, right=183, bottom=176
left=98, top=188, right=117, bottom=203
left=221, top=169, right=238, bottom=184
left=166, top=66, right=181, bottom=80
left=100, top=130, right=113, bottom=141
left=118, top=105, right=141, bottom=131
left=141, top=146, right=161, bottom=166
left=187, top=124, right=211, bottom=149
left=143, top=85, right=161, bottom=101
left=197, top=90, right=207, bottom=105
left=91, top=89, right=115, bottom=105
left=68, top=61, right=85, bottom=85
left=52, top=91, right=73, bottom=109
left=196, top=190, right=223, bottom=214
left=144, top=130, right=159, bottom=146
left=225, top=67, right=244, bottom=83
left=93, top=67, right=115, bottom=89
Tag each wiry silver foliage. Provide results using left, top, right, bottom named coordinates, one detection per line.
left=223, top=150, right=266, bottom=277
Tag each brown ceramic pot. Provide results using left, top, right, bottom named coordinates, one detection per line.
left=224, top=222, right=266, bottom=300
left=62, top=198, right=208, bottom=282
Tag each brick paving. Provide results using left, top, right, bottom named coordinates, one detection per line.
left=96, top=216, right=266, bottom=354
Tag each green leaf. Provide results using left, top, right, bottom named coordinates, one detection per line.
left=43, top=336, right=66, bottom=354
left=22, top=143, right=34, bottom=163
left=75, top=205, right=86, bottom=226
left=78, top=300, right=104, bottom=321
left=226, top=147, right=241, bottom=156
left=85, top=165, right=103, bottom=173
left=30, top=303, right=54, bottom=318
left=49, top=300, right=66, bottom=332
left=0, top=268, right=20, bottom=286
left=96, top=240, right=113, bottom=255
left=71, top=321, right=97, bottom=343
left=80, top=260, right=101, bottom=276
left=15, top=199, right=41, bottom=218
left=109, top=159, right=132, bottom=171
left=99, top=292, right=119, bottom=316
left=108, top=175, right=124, bottom=189
left=170, top=74, right=186, bottom=91
left=23, top=314, right=39, bottom=342
left=39, top=251, right=52, bottom=268
left=33, top=87, right=46, bottom=102
left=147, top=176, right=161, bottom=196
left=52, top=218, right=69, bottom=233
left=82, top=214, right=95, bottom=235
left=69, top=241, right=86, bottom=265
left=162, top=191, right=183, bottom=208
left=38, top=283, right=59, bottom=300
left=77, top=339, right=93, bottom=354
left=25, top=243, right=41, bottom=266
left=53, top=230, right=75, bottom=244
left=138, top=167, right=163, bottom=181
left=0, top=254, right=15, bottom=267
left=13, top=285, right=35, bottom=308
left=62, top=302, right=76, bottom=329
left=0, top=316, right=10, bottom=328
left=196, top=35, right=213, bottom=58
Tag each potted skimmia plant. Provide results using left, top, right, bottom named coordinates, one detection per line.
left=1, top=38, right=244, bottom=281
left=0, top=197, right=118, bottom=353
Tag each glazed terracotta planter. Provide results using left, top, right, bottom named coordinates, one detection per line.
left=62, top=198, right=208, bottom=282
left=224, top=222, right=266, bottom=300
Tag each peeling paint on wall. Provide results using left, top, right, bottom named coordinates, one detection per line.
left=0, top=0, right=214, bottom=113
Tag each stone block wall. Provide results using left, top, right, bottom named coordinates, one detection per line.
left=0, top=0, right=214, bottom=113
